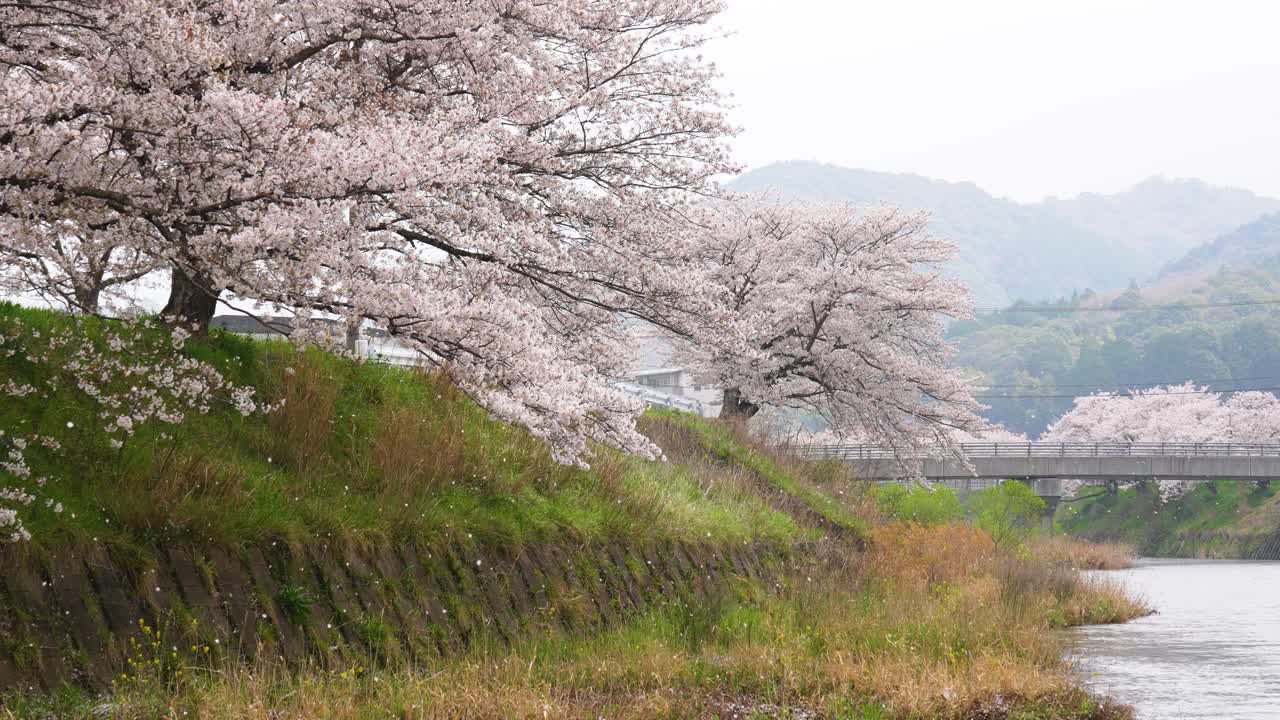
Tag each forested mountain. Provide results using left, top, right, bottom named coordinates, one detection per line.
left=1039, top=177, right=1280, bottom=267
left=730, top=162, right=1280, bottom=308
left=1161, top=212, right=1280, bottom=278
left=947, top=258, right=1280, bottom=436
left=729, top=162, right=1143, bottom=306
left=731, top=162, right=1280, bottom=437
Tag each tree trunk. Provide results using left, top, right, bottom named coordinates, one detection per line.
left=72, top=284, right=101, bottom=315
left=720, top=387, right=759, bottom=420
left=345, top=319, right=361, bottom=354
left=162, top=265, right=219, bottom=334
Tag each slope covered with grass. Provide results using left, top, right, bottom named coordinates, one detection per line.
left=0, top=303, right=826, bottom=557
left=1, top=304, right=1152, bottom=719
left=1056, top=481, right=1280, bottom=557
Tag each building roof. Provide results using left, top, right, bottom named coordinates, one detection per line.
left=629, top=367, right=684, bottom=377
left=210, top=315, right=390, bottom=338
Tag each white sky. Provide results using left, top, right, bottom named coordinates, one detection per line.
left=709, top=0, right=1280, bottom=202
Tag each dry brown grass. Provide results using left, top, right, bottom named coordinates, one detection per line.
left=1060, top=575, right=1152, bottom=626
left=40, top=521, right=1148, bottom=720
left=1031, top=535, right=1137, bottom=570
left=266, top=351, right=338, bottom=477
left=94, top=614, right=1128, bottom=720
left=108, top=450, right=251, bottom=538
left=868, top=521, right=996, bottom=585
left=368, top=402, right=464, bottom=495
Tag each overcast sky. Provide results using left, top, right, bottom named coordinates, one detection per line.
left=709, top=0, right=1280, bottom=202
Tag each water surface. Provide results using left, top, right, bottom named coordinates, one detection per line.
left=1072, top=559, right=1280, bottom=719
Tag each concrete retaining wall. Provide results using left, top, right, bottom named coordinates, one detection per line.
left=0, top=540, right=781, bottom=693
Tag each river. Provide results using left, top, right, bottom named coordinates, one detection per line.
left=1071, top=559, right=1280, bottom=719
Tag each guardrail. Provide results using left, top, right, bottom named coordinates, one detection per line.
left=611, top=380, right=705, bottom=415
left=799, top=442, right=1280, bottom=460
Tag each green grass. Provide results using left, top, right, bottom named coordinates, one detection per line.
left=2, top=529, right=1139, bottom=719
left=1056, top=479, right=1280, bottom=556
left=643, top=408, right=868, bottom=536
left=0, top=303, right=800, bottom=557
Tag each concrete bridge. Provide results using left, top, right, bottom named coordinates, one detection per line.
left=800, top=442, right=1280, bottom=508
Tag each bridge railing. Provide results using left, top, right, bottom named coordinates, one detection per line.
left=799, top=442, right=1280, bottom=461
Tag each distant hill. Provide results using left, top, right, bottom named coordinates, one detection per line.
left=1161, top=213, right=1280, bottom=278
left=1039, top=177, right=1280, bottom=267
left=946, top=256, right=1280, bottom=436
left=729, top=162, right=1142, bottom=306
left=729, top=162, right=1279, bottom=307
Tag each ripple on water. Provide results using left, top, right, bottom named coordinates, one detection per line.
left=1072, top=559, right=1280, bottom=720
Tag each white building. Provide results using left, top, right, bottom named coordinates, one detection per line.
left=210, top=315, right=424, bottom=367
left=620, top=367, right=722, bottom=418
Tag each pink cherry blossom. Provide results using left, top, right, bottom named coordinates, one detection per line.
left=1042, top=384, right=1280, bottom=499
left=0, top=0, right=738, bottom=463
left=682, top=193, right=984, bottom=459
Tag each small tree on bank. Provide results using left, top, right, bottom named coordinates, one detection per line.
left=970, top=481, right=1046, bottom=550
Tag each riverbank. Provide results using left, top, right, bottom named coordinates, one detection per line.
left=9, top=525, right=1148, bottom=720
left=0, top=304, right=1150, bottom=718
left=1056, top=481, right=1280, bottom=559
left=1030, top=536, right=1137, bottom=571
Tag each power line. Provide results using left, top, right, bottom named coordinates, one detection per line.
left=977, top=375, right=1278, bottom=390
left=977, top=386, right=1280, bottom=400
left=625, top=377, right=1280, bottom=400
left=974, top=299, right=1280, bottom=313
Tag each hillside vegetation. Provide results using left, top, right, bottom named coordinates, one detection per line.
left=1039, top=177, right=1280, bottom=263
left=0, top=303, right=863, bottom=556
left=1161, top=212, right=1280, bottom=278
left=1057, top=481, right=1280, bottom=558
left=0, top=304, right=1152, bottom=719
left=948, top=257, right=1280, bottom=435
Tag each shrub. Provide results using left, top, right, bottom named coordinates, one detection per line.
left=969, top=481, right=1046, bottom=549
left=871, top=483, right=963, bottom=526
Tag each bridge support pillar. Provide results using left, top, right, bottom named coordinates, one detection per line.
left=1027, top=478, right=1063, bottom=534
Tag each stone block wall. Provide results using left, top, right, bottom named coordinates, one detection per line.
left=0, top=540, right=780, bottom=693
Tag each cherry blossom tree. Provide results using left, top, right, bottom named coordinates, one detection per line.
left=1, top=0, right=737, bottom=462
left=1042, top=384, right=1280, bottom=497
left=1224, top=391, right=1280, bottom=489
left=1222, top=391, right=1280, bottom=443
left=687, top=194, right=983, bottom=455
left=0, top=217, right=159, bottom=313
left=1041, top=384, right=1228, bottom=445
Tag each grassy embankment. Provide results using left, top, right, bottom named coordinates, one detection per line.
left=1056, top=480, right=1280, bottom=558
left=1, top=304, right=1148, bottom=719
left=10, top=524, right=1145, bottom=720
left=0, top=302, right=823, bottom=556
